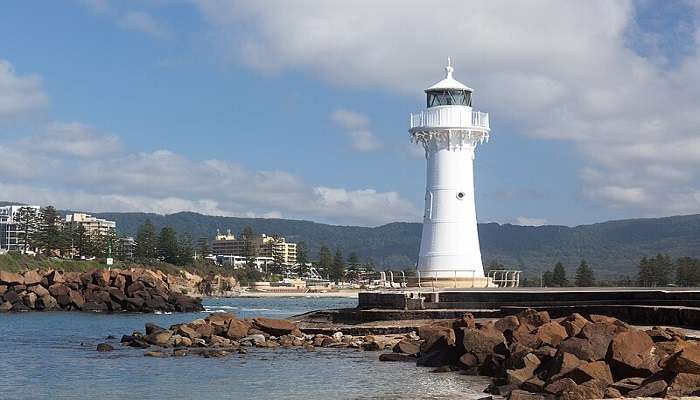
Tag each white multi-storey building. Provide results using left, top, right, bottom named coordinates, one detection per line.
left=64, top=213, right=116, bottom=236
left=409, top=59, right=491, bottom=285
left=0, top=205, right=40, bottom=253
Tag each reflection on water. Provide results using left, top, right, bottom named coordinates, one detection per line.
left=0, top=297, right=490, bottom=399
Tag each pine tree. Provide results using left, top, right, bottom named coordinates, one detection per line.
left=135, top=219, right=158, bottom=260
left=330, top=248, right=345, bottom=283
left=676, top=257, right=700, bottom=286
left=575, top=259, right=595, bottom=287
left=15, top=206, right=38, bottom=254
left=158, top=226, right=179, bottom=264
left=552, top=262, right=569, bottom=287
left=196, top=236, right=210, bottom=258
left=34, top=206, right=67, bottom=256
left=296, top=241, right=309, bottom=276
left=542, top=270, right=554, bottom=287
left=638, top=257, right=654, bottom=287
left=176, top=233, right=193, bottom=266
left=652, top=253, right=673, bottom=287
left=318, top=245, right=333, bottom=276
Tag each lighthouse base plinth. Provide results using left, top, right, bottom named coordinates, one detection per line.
left=406, top=276, right=496, bottom=289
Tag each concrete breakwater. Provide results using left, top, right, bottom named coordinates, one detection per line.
left=0, top=269, right=203, bottom=313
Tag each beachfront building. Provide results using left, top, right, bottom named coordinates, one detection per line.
left=64, top=213, right=116, bottom=236
left=211, top=230, right=297, bottom=267
left=409, top=59, right=491, bottom=287
left=0, top=205, right=41, bottom=253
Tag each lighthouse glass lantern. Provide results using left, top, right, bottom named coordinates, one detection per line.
left=409, top=59, right=490, bottom=286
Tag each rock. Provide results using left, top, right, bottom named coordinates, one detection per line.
left=547, top=351, right=586, bottom=380
left=22, top=292, right=37, bottom=308
left=667, top=372, right=700, bottom=397
left=558, top=337, right=599, bottom=362
left=173, top=348, right=188, bottom=357
left=604, top=387, right=621, bottom=398
left=460, top=313, right=476, bottom=329
left=608, top=329, right=660, bottom=378
left=511, top=325, right=539, bottom=348
left=195, top=323, right=214, bottom=339
left=37, top=294, right=58, bottom=310
left=107, top=287, right=126, bottom=303
left=647, top=327, right=673, bottom=342
left=507, top=353, right=541, bottom=386
left=83, top=301, right=108, bottom=312
left=462, top=326, right=506, bottom=365
left=521, top=376, right=545, bottom=393
left=508, top=389, right=545, bottom=400
left=68, top=290, right=85, bottom=309
left=566, top=361, right=613, bottom=385
left=544, top=378, right=578, bottom=395
left=418, top=323, right=456, bottom=347
left=516, top=309, right=550, bottom=331
left=560, top=313, right=589, bottom=337
left=28, top=284, right=49, bottom=298
left=177, top=324, right=200, bottom=340
left=589, top=315, right=626, bottom=327
left=3, top=289, right=19, bottom=304
left=45, top=270, right=64, bottom=285
left=242, top=334, right=266, bottom=346
left=560, top=379, right=606, bottom=400
left=662, top=342, right=700, bottom=373
left=393, top=339, right=420, bottom=356
left=535, top=321, right=568, bottom=347
left=145, top=323, right=165, bottom=335
left=459, top=353, right=479, bottom=367
left=48, top=283, right=70, bottom=298
left=226, top=319, right=250, bottom=340
left=0, top=301, right=13, bottom=312
left=417, top=324, right=458, bottom=367
left=125, top=296, right=143, bottom=311
left=495, top=315, right=520, bottom=333
left=97, top=343, right=114, bottom=352
left=145, top=330, right=173, bottom=346
left=379, top=353, right=415, bottom=362
left=23, top=270, right=43, bottom=286
left=627, top=379, right=667, bottom=397
left=252, top=317, right=302, bottom=337
left=610, top=377, right=644, bottom=394
left=180, top=337, right=192, bottom=347
left=0, top=271, right=24, bottom=285
left=144, top=350, right=168, bottom=357
left=0, top=285, right=6, bottom=295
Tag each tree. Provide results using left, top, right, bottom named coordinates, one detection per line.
left=196, top=236, right=210, bottom=258
left=15, top=206, right=38, bottom=254
left=677, top=257, right=700, bottom=286
left=552, top=262, right=569, bottom=287
left=542, top=270, right=554, bottom=287
left=296, top=241, right=309, bottom=276
left=638, top=254, right=674, bottom=287
left=318, top=245, right=333, bottom=275
left=638, top=257, right=654, bottom=287
left=158, top=226, right=180, bottom=264
left=34, top=206, right=67, bottom=256
left=241, top=226, right=256, bottom=258
left=135, top=219, right=158, bottom=260
left=330, top=248, right=345, bottom=283
left=347, top=252, right=360, bottom=268
left=177, top=233, right=194, bottom=266
left=575, top=259, right=595, bottom=287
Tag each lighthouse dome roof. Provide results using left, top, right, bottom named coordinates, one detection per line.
left=425, top=58, right=473, bottom=92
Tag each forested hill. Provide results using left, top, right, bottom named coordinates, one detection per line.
left=89, top=211, right=700, bottom=279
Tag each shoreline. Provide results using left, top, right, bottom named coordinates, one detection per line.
left=211, top=290, right=361, bottom=299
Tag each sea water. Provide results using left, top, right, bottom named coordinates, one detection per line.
left=0, top=297, right=490, bottom=399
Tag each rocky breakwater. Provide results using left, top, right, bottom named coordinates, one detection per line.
left=0, top=269, right=203, bottom=313
left=382, top=309, right=700, bottom=399
left=115, top=312, right=413, bottom=358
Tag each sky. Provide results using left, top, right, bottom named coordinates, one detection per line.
left=1, top=0, right=699, bottom=227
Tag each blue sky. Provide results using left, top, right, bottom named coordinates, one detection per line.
left=1, top=0, right=699, bottom=227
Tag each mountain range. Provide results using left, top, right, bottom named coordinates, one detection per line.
left=4, top=201, right=700, bottom=279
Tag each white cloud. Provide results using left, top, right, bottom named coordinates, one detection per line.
left=515, top=217, right=548, bottom=226
left=0, top=59, right=48, bottom=121
left=330, top=109, right=382, bottom=152
left=1, top=128, right=419, bottom=226
left=118, top=11, right=171, bottom=38
left=190, top=0, right=700, bottom=218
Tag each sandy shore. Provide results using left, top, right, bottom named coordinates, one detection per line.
left=231, top=290, right=361, bottom=298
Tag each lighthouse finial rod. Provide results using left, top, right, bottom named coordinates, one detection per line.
left=445, top=57, right=454, bottom=78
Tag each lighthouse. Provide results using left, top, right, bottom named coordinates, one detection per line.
left=409, top=59, right=490, bottom=286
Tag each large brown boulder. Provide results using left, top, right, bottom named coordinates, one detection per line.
left=22, top=292, right=37, bottom=308
left=393, top=339, right=421, bottom=356
left=566, top=361, right=613, bottom=385
left=507, top=353, right=541, bottom=385
left=0, top=271, right=24, bottom=285
left=145, top=330, right=173, bottom=346
left=48, top=283, right=70, bottom=298
left=662, top=342, right=700, bottom=374
left=462, top=326, right=506, bottom=365
left=37, top=294, right=58, bottom=310
left=559, top=379, right=607, bottom=400
left=495, top=315, right=520, bottom=333
left=45, top=270, right=64, bottom=285
left=69, top=290, right=85, bottom=309
left=226, top=319, right=250, bottom=340
left=559, top=313, right=589, bottom=337
left=535, top=322, right=568, bottom=347
left=23, top=270, right=43, bottom=286
left=417, top=324, right=457, bottom=367
left=667, top=372, right=700, bottom=397
left=516, top=309, right=550, bottom=331
left=547, top=351, right=586, bottom=381
left=544, top=377, right=578, bottom=395
left=627, top=379, right=668, bottom=397
left=28, top=284, right=49, bottom=298
left=253, top=317, right=302, bottom=337
left=608, top=329, right=660, bottom=378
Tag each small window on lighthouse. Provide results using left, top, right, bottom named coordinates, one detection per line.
left=427, top=90, right=472, bottom=107
left=456, top=192, right=466, bottom=200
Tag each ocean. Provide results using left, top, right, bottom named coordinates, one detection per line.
left=0, top=297, right=490, bottom=399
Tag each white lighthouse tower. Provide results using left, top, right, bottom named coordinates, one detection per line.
left=409, top=59, right=490, bottom=286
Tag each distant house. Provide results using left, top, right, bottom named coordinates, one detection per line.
left=64, top=212, right=116, bottom=236
left=212, top=230, right=297, bottom=268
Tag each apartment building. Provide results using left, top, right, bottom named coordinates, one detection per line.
left=212, top=230, right=297, bottom=265
left=64, top=213, right=116, bottom=236
left=0, top=205, right=40, bottom=253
